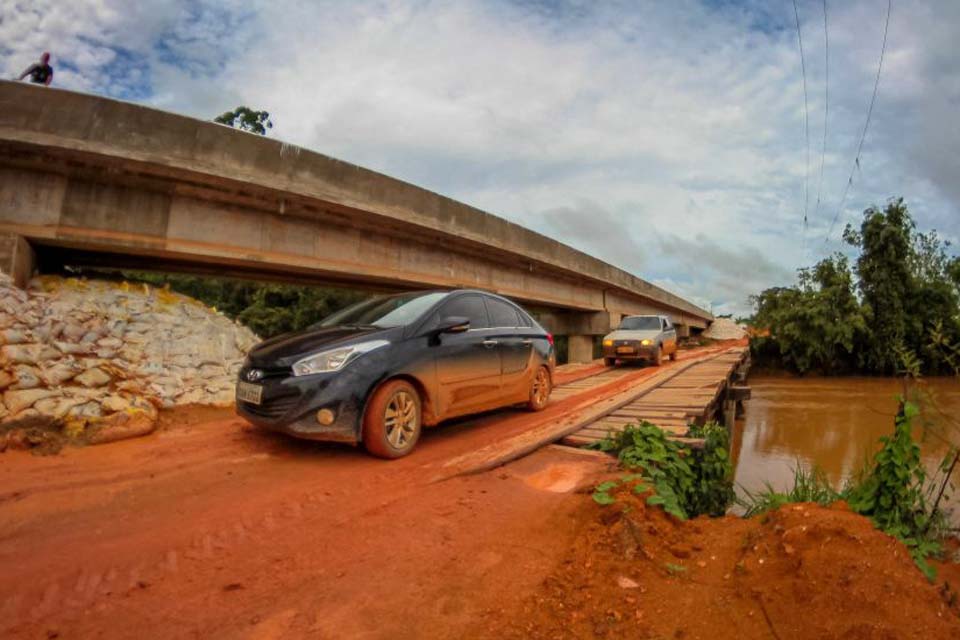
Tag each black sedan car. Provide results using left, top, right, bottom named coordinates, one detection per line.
left=235, top=289, right=555, bottom=458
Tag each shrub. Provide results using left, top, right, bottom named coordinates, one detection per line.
left=590, top=421, right=735, bottom=520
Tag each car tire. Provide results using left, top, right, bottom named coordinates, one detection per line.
left=526, top=366, right=552, bottom=411
left=669, top=349, right=678, bottom=362
left=362, top=379, right=422, bottom=459
left=653, top=346, right=663, bottom=366
left=604, top=357, right=616, bottom=367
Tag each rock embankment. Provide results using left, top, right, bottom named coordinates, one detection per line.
left=0, top=272, right=258, bottom=450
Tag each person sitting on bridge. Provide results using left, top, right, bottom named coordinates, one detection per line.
left=18, top=52, right=54, bottom=86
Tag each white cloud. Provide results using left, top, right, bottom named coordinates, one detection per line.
left=2, top=0, right=957, bottom=315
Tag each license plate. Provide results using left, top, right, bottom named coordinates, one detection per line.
left=616, top=346, right=634, bottom=354
left=236, top=381, right=263, bottom=405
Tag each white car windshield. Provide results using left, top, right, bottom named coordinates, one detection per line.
left=619, top=317, right=662, bottom=331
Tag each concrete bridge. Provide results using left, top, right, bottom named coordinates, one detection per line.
left=0, top=81, right=711, bottom=362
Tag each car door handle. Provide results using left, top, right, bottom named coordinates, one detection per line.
left=482, top=339, right=499, bottom=348
left=522, top=339, right=533, bottom=345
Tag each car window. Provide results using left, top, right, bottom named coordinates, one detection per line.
left=485, top=297, right=520, bottom=328
left=517, top=309, right=533, bottom=327
left=619, top=316, right=661, bottom=331
left=436, top=294, right=490, bottom=330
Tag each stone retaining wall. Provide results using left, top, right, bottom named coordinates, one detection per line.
left=0, top=272, right=258, bottom=450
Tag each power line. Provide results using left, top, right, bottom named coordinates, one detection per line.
left=792, top=0, right=811, bottom=256
left=813, top=0, right=829, bottom=226
left=824, top=0, right=892, bottom=246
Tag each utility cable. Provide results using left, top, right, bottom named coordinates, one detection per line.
left=813, top=0, right=829, bottom=231
left=792, top=0, right=811, bottom=258
left=824, top=0, right=892, bottom=246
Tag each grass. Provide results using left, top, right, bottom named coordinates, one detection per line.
left=736, top=465, right=840, bottom=518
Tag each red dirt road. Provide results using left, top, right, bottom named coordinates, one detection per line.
left=2, top=409, right=613, bottom=639
left=0, top=344, right=740, bottom=639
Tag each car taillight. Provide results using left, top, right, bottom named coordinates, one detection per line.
left=546, top=333, right=554, bottom=346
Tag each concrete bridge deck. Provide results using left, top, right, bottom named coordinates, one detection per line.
left=0, top=81, right=712, bottom=361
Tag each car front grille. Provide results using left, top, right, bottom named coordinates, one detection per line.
left=240, top=391, right=300, bottom=420
left=240, top=365, right=291, bottom=381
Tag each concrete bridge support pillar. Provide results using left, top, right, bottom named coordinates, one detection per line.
left=0, top=234, right=35, bottom=288
left=567, top=335, right=595, bottom=364
left=676, top=324, right=691, bottom=339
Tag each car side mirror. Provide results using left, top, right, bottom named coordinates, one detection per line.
left=436, top=316, right=470, bottom=334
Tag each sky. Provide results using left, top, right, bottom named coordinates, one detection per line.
left=2, top=0, right=958, bottom=315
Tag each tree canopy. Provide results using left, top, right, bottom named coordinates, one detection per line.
left=214, top=106, right=273, bottom=135
left=750, top=199, right=960, bottom=375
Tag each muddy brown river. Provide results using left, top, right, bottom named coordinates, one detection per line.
left=733, top=375, right=960, bottom=522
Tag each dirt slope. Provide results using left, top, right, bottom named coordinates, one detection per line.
left=490, top=483, right=960, bottom=640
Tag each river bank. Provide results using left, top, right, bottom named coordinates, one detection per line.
left=732, top=374, right=960, bottom=525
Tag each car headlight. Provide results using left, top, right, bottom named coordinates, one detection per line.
left=603, top=339, right=613, bottom=347
left=641, top=339, right=652, bottom=346
left=291, top=340, right=389, bottom=376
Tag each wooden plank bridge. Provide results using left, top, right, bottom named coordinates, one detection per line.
left=561, top=347, right=750, bottom=448
left=434, top=345, right=750, bottom=480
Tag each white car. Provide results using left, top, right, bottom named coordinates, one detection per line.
left=601, top=315, right=678, bottom=366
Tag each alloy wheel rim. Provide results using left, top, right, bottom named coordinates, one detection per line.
left=384, top=391, right=418, bottom=448
left=532, top=369, right=549, bottom=407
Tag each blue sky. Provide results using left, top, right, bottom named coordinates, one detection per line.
left=3, top=0, right=958, bottom=314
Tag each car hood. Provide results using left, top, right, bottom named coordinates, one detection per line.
left=247, top=325, right=401, bottom=366
left=604, top=329, right=662, bottom=342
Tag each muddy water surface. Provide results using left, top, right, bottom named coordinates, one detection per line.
left=733, top=375, right=960, bottom=520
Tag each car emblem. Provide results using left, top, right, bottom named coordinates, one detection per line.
left=246, top=369, right=264, bottom=382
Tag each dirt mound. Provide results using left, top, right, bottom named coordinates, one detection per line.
left=704, top=317, right=747, bottom=340
left=491, top=485, right=960, bottom=639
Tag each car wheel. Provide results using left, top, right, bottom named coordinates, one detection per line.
left=669, top=349, right=678, bottom=361
left=362, top=379, right=422, bottom=459
left=527, top=366, right=552, bottom=411
left=604, top=357, right=616, bottom=367
left=653, top=346, right=663, bottom=366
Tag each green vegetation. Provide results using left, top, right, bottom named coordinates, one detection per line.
left=590, top=421, right=735, bottom=519
left=750, top=198, right=960, bottom=375
left=214, top=106, right=273, bottom=135
left=118, top=272, right=365, bottom=338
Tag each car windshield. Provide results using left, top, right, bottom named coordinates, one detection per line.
left=315, top=292, right=449, bottom=329
left=619, top=316, right=662, bottom=331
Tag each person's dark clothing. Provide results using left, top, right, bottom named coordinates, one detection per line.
left=25, top=63, right=53, bottom=85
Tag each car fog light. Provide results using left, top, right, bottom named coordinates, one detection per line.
left=316, top=409, right=336, bottom=425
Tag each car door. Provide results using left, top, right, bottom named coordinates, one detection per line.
left=429, top=294, right=503, bottom=418
left=663, top=318, right=678, bottom=353
left=483, top=296, right=532, bottom=393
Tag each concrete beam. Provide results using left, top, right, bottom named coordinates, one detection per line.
left=0, top=234, right=35, bottom=288
left=0, top=81, right=713, bottom=325
left=568, top=335, right=595, bottom=364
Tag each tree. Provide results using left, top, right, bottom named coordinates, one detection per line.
left=843, top=199, right=915, bottom=373
left=844, top=199, right=960, bottom=374
left=214, top=106, right=273, bottom=135
left=750, top=255, right=865, bottom=374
